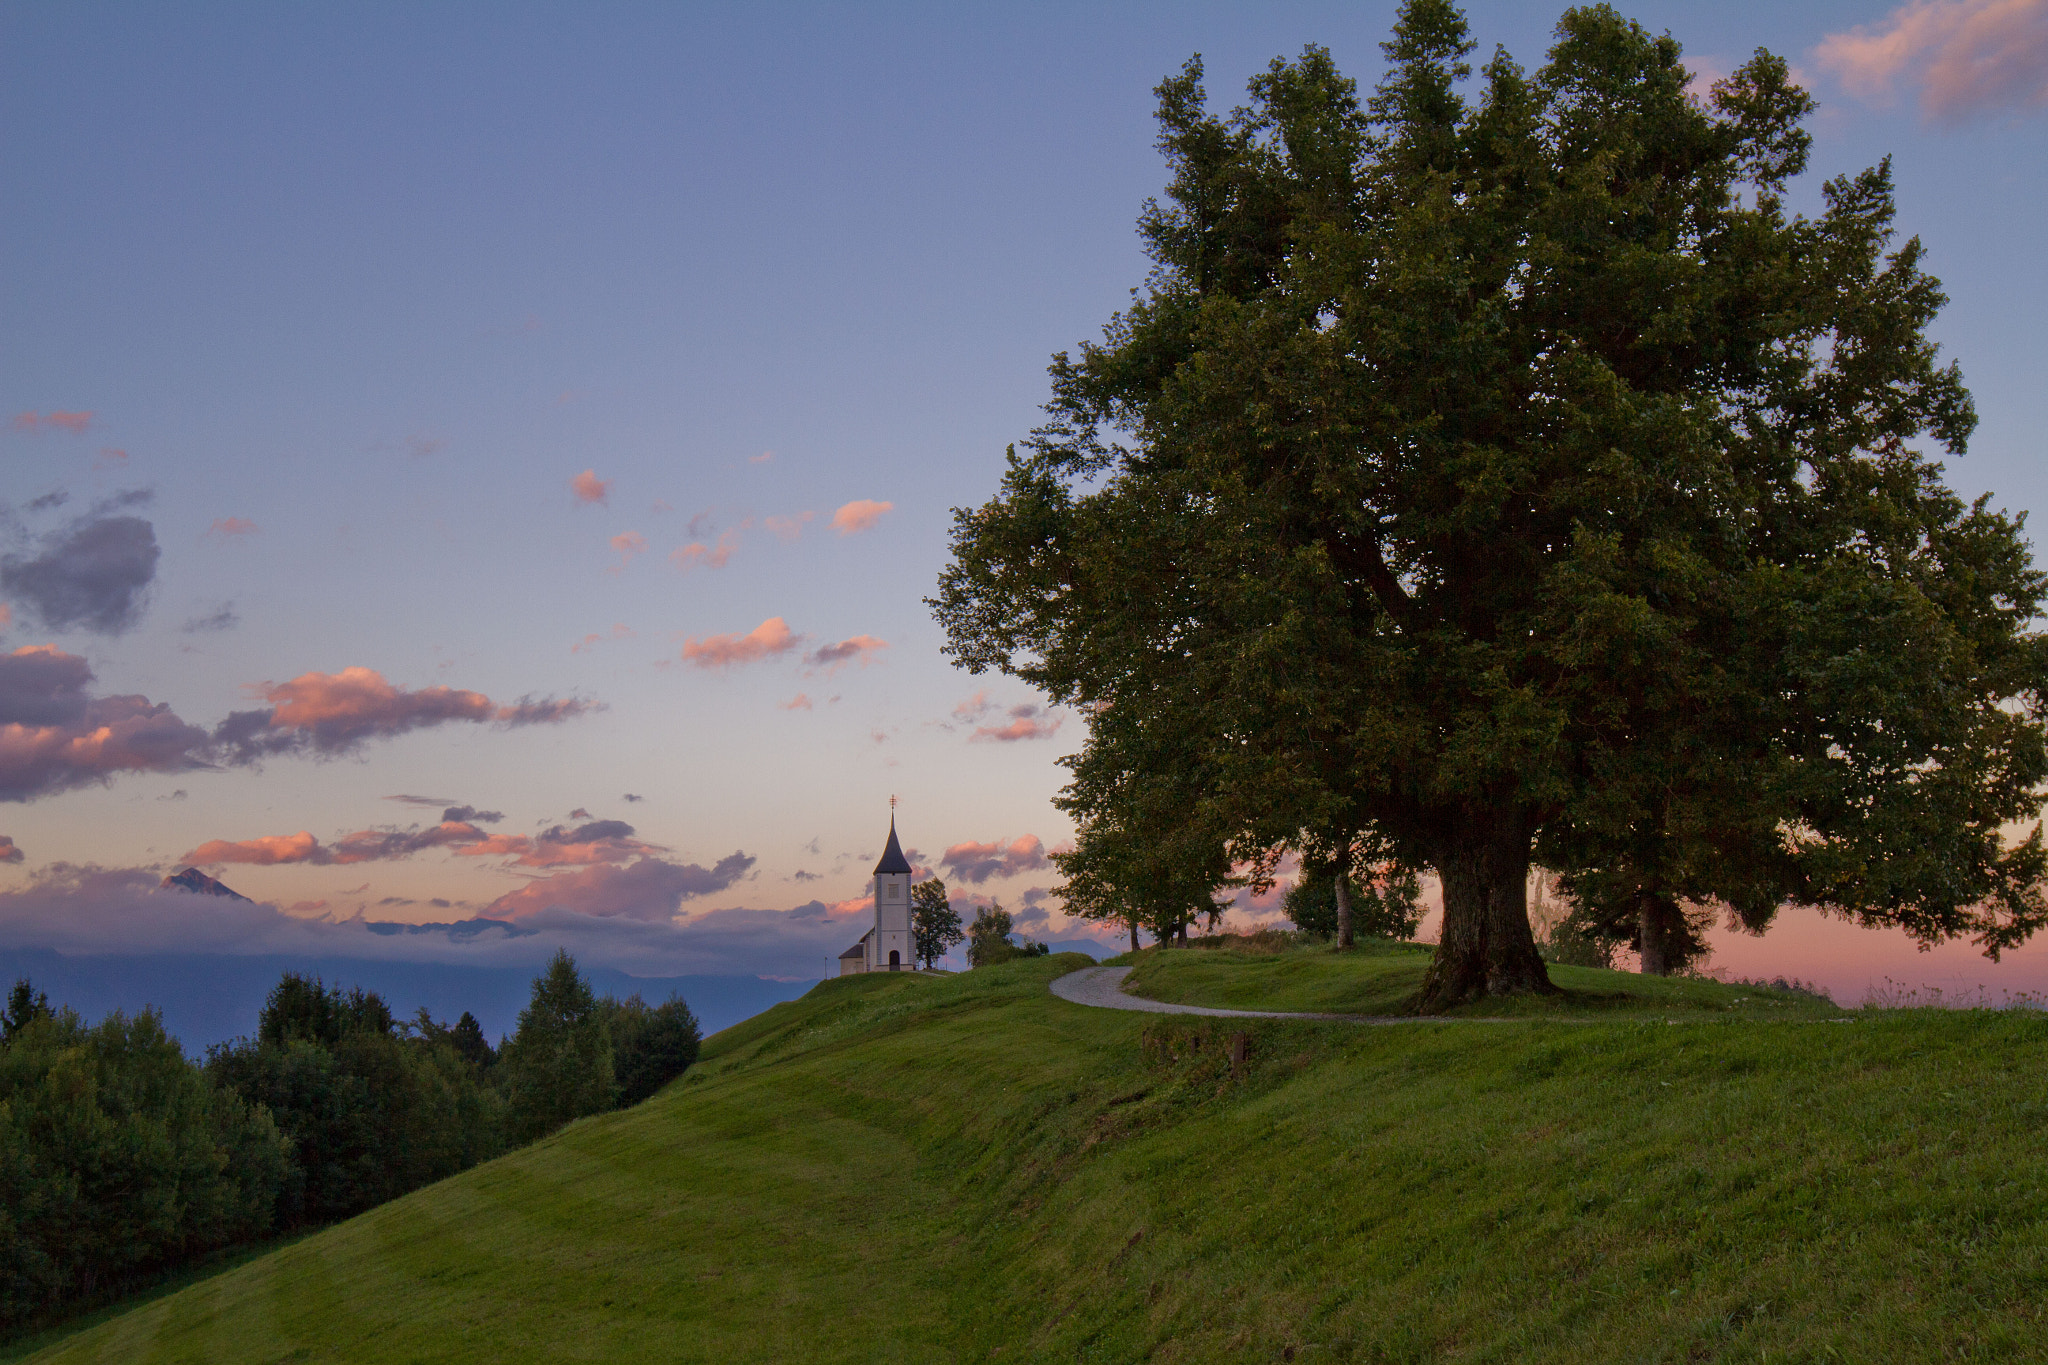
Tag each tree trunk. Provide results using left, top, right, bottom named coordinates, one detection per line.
left=1637, top=892, right=1681, bottom=976
left=1129, top=917, right=1139, bottom=953
left=1176, top=918, right=1188, bottom=947
left=1416, top=806, right=1556, bottom=1012
left=1333, top=872, right=1355, bottom=950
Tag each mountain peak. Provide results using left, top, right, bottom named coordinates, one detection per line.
left=161, top=867, right=252, bottom=901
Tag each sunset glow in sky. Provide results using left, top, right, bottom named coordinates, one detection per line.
left=5, top=0, right=2047, bottom=997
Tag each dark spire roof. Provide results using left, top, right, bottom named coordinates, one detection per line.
left=873, top=816, right=912, bottom=875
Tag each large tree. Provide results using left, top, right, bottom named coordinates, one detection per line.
left=934, top=1, right=2046, bottom=1008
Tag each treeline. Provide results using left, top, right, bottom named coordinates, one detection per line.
left=0, top=950, right=697, bottom=1332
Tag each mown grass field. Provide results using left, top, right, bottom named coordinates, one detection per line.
left=1115, top=939, right=1847, bottom=1019
left=22, top=951, right=2048, bottom=1363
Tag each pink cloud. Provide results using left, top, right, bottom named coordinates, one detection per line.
left=941, top=834, right=1050, bottom=884
left=1815, top=0, right=2048, bottom=123
left=10, top=411, right=94, bottom=435
left=98, top=448, right=127, bottom=464
left=207, top=517, right=259, bottom=539
left=609, top=530, right=647, bottom=571
left=952, top=690, right=995, bottom=723
left=0, top=645, right=214, bottom=801
left=680, top=617, right=801, bottom=669
left=571, top=623, right=635, bottom=654
left=970, top=704, right=1061, bottom=743
left=805, top=634, right=887, bottom=672
left=0, top=834, right=21, bottom=864
left=0, top=604, right=10, bottom=630
left=763, top=511, right=814, bottom=542
left=483, top=851, right=755, bottom=921
left=571, top=469, right=612, bottom=505
left=750, top=451, right=774, bottom=464
left=780, top=693, right=813, bottom=711
left=830, top=499, right=894, bottom=535
left=671, top=528, right=740, bottom=572
left=213, top=667, right=599, bottom=759
left=186, top=831, right=327, bottom=866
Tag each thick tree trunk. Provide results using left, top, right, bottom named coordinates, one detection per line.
left=1129, top=918, right=1139, bottom=953
left=1176, top=918, right=1188, bottom=947
left=1416, top=807, right=1556, bottom=1012
left=1333, top=873, right=1355, bottom=949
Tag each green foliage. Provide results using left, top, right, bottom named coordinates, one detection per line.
left=932, top=1, right=2046, bottom=1009
left=910, top=879, right=964, bottom=969
left=605, top=994, right=701, bottom=1108
left=1283, top=865, right=1422, bottom=942
left=208, top=998, right=507, bottom=1227
left=966, top=902, right=1039, bottom=967
left=34, top=955, right=2048, bottom=1362
left=497, top=951, right=615, bottom=1142
left=0, top=1001, right=287, bottom=1330
left=1, top=979, right=50, bottom=1044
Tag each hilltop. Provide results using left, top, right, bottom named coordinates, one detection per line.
left=19, top=953, right=2048, bottom=1363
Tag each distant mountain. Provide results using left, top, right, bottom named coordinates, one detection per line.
left=0, top=948, right=817, bottom=1055
left=161, top=867, right=252, bottom=901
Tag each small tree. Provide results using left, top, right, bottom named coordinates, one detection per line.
left=2, top=977, right=50, bottom=1043
left=497, top=950, right=614, bottom=1142
left=1284, top=863, right=1422, bottom=943
left=606, top=993, right=701, bottom=1107
left=911, top=878, right=965, bottom=968
left=967, top=901, right=1019, bottom=967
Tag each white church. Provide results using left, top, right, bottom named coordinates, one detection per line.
left=837, top=815, right=916, bottom=975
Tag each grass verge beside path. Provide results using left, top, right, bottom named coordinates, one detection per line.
left=1115, top=939, right=1847, bottom=1019
left=29, top=952, right=2048, bottom=1363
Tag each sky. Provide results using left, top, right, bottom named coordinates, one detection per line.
left=3, top=0, right=2047, bottom=1000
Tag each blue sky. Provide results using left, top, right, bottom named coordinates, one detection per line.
left=3, top=1, right=2046, bottom=991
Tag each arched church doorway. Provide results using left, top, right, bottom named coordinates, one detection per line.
left=889, top=950, right=900, bottom=969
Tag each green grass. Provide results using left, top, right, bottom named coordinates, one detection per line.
left=26, top=952, right=2048, bottom=1362
left=1115, top=939, right=1848, bottom=1019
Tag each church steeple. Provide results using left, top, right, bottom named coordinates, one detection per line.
left=873, top=814, right=911, bottom=875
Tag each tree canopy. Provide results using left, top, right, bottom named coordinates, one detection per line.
left=933, top=1, right=2048, bottom=1007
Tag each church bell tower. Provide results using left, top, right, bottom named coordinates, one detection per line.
left=871, top=810, right=914, bottom=972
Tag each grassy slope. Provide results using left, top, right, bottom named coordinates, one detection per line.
left=28, top=954, right=2048, bottom=1363
left=1115, top=940, right=1846, bottom=1018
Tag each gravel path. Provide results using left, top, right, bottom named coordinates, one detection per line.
left=1049, top=965, right=1434, bottom=1024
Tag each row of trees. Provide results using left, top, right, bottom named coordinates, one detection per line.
left=933, top=1, right=2048, bottom=1005
left=908, top=878, right=1053, bottom=969
left=0, top=953, right=698, bottom=1330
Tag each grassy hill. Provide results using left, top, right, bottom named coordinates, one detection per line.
left=20, top=951, right=2048, bottom=1363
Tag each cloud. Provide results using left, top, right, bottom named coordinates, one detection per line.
left=0, top=863, right=876, bottom=977
left=762, top=512, right=814, bottom=542
left=98, top=448, right=127, bottom=465
left=680, top=617, right=800, bottom=669
left=184, top=831, right=328, bottom=866
left=384, top=793, right=455, bottom=808
left=780, top=693, right=813, bottom=711
left=571, top=469, right=612, bottom=505
left=621, top=792, right=643, bottom=803
left=211, top=667, right=599, bottom=762
left=183, top=604, right=238, bottom=633
left=970, top=705, right=1062, bottom=743
left=750, top=451, right=774, bottom=464
left=1, top=511, right=159, bottom=635
left=455, top=819, right=662, bottom=869
left=830, top=499, right=893, bottom=535
left=953, top=690, right=995, bottom=723
left=1815, top=0, right=2048, bottom=123
left=670, top=529, right=740, bottom=572
left=440, top=804, right=503, bottom=825
left=608, top=531, right=647, bottom=570
left=0, top=645, right=214, bottom=801
left=0, top=835, right=21, bottom=864
left=186, top=813, right=656, bottom=871
left=0, top=604, right=10, bottom=631
left=805, top=635, right=887, bottom=672
left=482, top=852, right=755, bottom=921
left=206, top=517, right=258, bottom=540
left=571, top=623, right=635, bottom=654
left=940, top=835, right=1050, bottom=884
left=11, top=412, right=93, bottom=434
